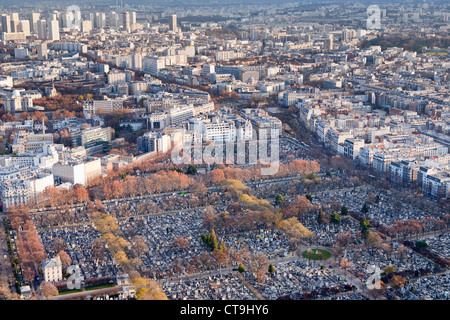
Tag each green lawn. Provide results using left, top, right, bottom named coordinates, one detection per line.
left=58, top=283, right=115, bottom=295
left=302, top=248, right=332, bottom=260
left=423, top=51, right=448, bottom=56
left=58, top=288, right=83, bottom=295
left=85, top=283, right=116, bottom=291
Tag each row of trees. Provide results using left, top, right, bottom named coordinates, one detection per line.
left=91, top=212, right=137, bottom=271
left=32, top=94, right=82, bottom=114
left=38, top=184, right=89, bottom=208
left=16, top=231, right=47, bottom=283
left=1, top=110, right=48, bottom=123
left=201, top=229, right=219, bottom=251
left=277, top=217, right=313, bottom=248
left=87, top=157, right=320, bottom=202
left=4, top=205, right=44, bottom=292
left=383, top=216, right=450, bottom=238
left=91, top=170, right=191, bottom=200
left=23, top=157, right=321, bottom=214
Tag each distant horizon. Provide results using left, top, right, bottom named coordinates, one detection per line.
left=1, top=0, right=449, bottom=12
left=1, top=0, right=444, bottom=7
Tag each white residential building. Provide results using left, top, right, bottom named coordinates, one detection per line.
left=52, top=157, right=101, bottom=186
left=373, top=153, right=394, bottom=172
left=137, top=132, right=170, bottom=153
left=48, top=19, right=60, bottom=41
left=42, top=256, right=63, bottom=283
left=83, top=99, right=123, bottom=115
left=344, top=138, right=365, bottom=160
left=143, top=56, right=165, bottom=76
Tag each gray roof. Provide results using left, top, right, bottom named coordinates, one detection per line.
left=42, top=256, right=61, bottom=269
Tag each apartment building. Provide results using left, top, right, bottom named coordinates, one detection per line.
left=343, top=138, right=365, bottom=160
left=388, top=160, right=419, bottom=184
left=107, top=71, right=127, bottom=85
left=83, top=99, right=123, bottom=116
left=168, top=14, right=177, bottom=32
left=418, top=167, right=450, bottom=200
left=373, top=152, right=394, bottom=172
left=80, top=127, right=112, bottom=148
left=143, top=56, right=165, bottom=76
left=4, top=93, right=34, bottom=115
left=48, top=19, right=60, bottom=41
left=168, top=105, right=195, bottom=125
left=0, top=168, right=54, bottom=208
left=326, top=130, right=353, bottom=155
left=241, top=109, right=282, bottom=140
left=11, top=131, right=54, bottom=155
left=137, top=132, right=170, bottom=154
left=52, top=157, right=101, bottom=186
left=188, top=118, right=235, bottom=143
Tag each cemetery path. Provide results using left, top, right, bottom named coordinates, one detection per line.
left=233, top=271, right=265, bottom=300
left=0, top=218, right=16, bottom=295
left=158, top=253, right=299, bottom=285
left=385, top=229, right=450, bottom=243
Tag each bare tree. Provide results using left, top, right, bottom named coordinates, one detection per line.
left=171, top=237, right=190, bottom=250
left=52, top=237, right=67, bottom=253
left=133, top=236, right=149, bottom=257
left=91, top=238, right=105, bottom=264
left=39, top=282, right=59, bottom=299
left=247, top=253, right=269, bottom=283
